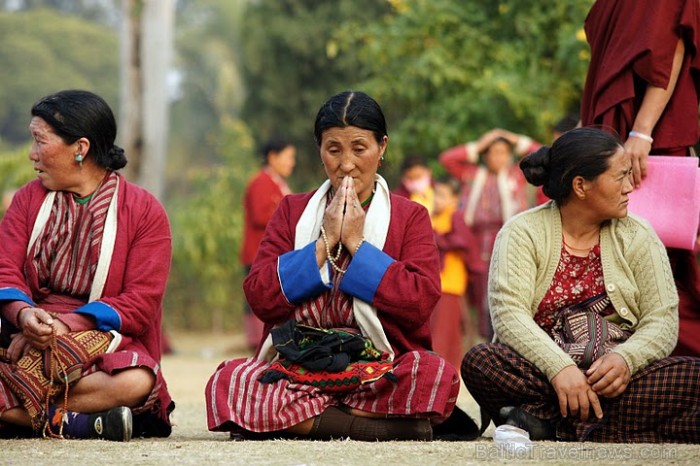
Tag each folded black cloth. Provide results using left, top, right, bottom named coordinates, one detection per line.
left=270, top=320, right=375, bottom=373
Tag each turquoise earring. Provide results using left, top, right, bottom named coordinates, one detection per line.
left=75, top=153, right=83, bottom=167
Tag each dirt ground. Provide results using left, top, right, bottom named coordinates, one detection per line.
left=0, top=331, right=698, bottom=465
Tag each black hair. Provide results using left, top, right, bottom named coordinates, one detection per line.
left=482, top=136, right=514, bottom=155
left=434, top=175, right=461, bottom=196
left=260, top=136, right=293, bottom=163
left=31, top=90, right=126, bottom=170
left=400, top=154, right=429, bottom=174
left=520, top=127, right=622, bottom=204
left=553, top=113, right=579, bottom=135
left=313, top=91, right=387, bottom=146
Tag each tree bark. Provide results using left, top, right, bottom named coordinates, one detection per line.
left=119, top=0, right=143, bottom=182
left=119, top=0, right=174, bottom=200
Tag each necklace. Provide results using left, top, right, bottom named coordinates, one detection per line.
left=562, top=234, right=598, bottom=254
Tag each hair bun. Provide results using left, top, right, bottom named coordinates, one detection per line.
left=519, top=146, right=552, bottom=187
left=107, top=144, right=127, bottom=170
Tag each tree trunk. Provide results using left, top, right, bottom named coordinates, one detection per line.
left=119, top=0, right=143, bottom=182
left=119, top=0, right=174, bottom=200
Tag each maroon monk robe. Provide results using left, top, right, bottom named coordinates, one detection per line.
left=581, top=0, right=700, bottom=152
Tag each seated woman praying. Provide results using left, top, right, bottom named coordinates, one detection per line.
left=205, top=91, right=460, bottom=441
left=461, top=127, right=700, bottom=443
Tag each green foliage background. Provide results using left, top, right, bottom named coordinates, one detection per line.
left=0, top=8, right=120, bottom=144
left=0, top=0, right=594, bottom=331
left=0, top=145, right=33, bottom=216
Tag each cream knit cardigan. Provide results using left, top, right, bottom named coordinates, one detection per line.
left=489, top=201, right=678, bottom=381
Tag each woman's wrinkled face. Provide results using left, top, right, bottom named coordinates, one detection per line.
left=320, top=126, right=387, bottom=202
left=484, top=140, right=513, bottom=173
left=28, top=117, right=80, bottom=192
left=586, top=147, right=633, bottom=220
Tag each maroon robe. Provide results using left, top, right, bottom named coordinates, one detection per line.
left=0, top=175, right=173, bottom=432
left=240, top=168, right=291, bottom=350
left=581, top=0, right=700, bottom=152
left=240, top=168, right=290, bottom=266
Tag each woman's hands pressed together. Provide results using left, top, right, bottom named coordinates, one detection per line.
left=317, top=176, right=366, bottom=267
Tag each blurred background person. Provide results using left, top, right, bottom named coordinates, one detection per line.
left=486, top=117, right=580, bottom=205
left=439, top=130, right=530, bottom=340
left=240, top=136, right=296, bottom=351
left=393, top=154, right=434, bottom=213
left=430, top=176, right=482, bottom=369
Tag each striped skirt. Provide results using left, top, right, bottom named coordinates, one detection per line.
left=0, top=348, right=171, bottom=437
left=462, top=343, right=700, bottom=443
left=206, top=350, right=459, bottom=433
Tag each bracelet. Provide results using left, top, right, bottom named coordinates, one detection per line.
left=628, top=131, right=654, bottom=144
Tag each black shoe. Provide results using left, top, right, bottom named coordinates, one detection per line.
left=432, top=407, right=481, bottom=441
left=501, top=407, right=555, bottom=441
left=88, top=406, right=133, bottom=441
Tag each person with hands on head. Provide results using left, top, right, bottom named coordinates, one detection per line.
left=0, top=90, right=174, bottom=441
left=206, top=90, right=466, bottom=442
left=439, top=128, right=530, bottom=341
left=461, top=127, right=700, bottom=443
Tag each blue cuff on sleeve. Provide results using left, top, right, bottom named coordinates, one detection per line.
left=75, top=301, right=121, bottom=331
left=340, top=242, right=394, bottom=303
left=278, top=242, right=332, bottom=304
left=0, top=288, right=35, bottom=307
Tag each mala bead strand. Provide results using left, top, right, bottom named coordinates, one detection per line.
left=320, top=226, right=347, bottom=274
left=353, top=238, right=365, bottom=256
left=43, top=327, right=70, bottom=439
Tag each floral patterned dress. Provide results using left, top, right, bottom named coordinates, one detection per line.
left=534, top=244, right=614, bottom=331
